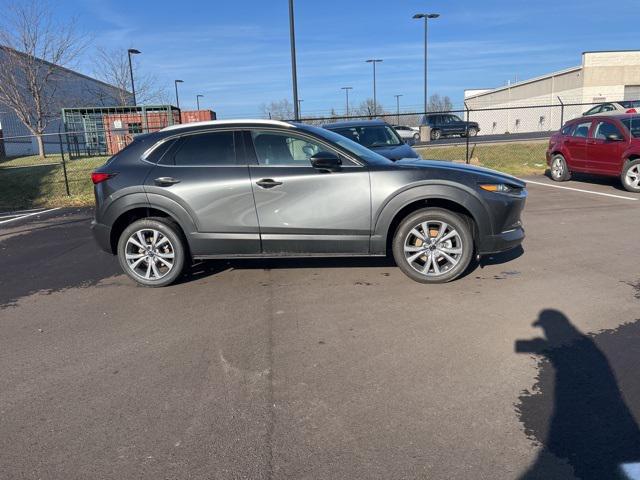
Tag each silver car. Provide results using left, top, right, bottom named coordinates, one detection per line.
left=392, top=125, right=420, bottom=142
left=583, top=101, right=640, bottom=116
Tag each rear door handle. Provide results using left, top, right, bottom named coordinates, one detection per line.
left=256, top=178, right=283, bottom=189
left=154, top=177, right=181, bottom=186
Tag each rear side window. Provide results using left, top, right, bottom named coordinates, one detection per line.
left=572, top=122, right=591, bottom=138
left=169, top=131, right=236, bottom=166
left=593, top=121, right=622, bottom=140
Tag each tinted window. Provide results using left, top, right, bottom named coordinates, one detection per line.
left=584, top=105, right=601, bottom=115
left=251, top=131, right=331, bottom=166
left=450, top=115, right=463, bottom=122
left=600, top=104, right=615, bottom=112
left=572, top=122, right=591, bottom=138
left=560, top=124, right=574, bottom=136
left=593, top=121, right=623, bottom=140
left=330, top=125, right=402, bottom=147
left=621, top=117, right=640, bottom=138
left=304, top=125, right=390, bottom=165
left=171, top=131, right=236, bottom=166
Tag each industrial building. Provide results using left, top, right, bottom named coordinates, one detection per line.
left=463, top=50, right=640, bottom=134
left=0, top=46, right=129, bottom=156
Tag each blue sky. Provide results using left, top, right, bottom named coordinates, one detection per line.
left=59, top=0, right=636, bottom=117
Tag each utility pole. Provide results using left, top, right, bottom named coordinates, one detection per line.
left=341, top=87, right=353, bottom=116
left=366, top=59, right=383, bottom=117
left=413, top=13, right=440, bottom=113
left=394, top=94, right=403, bottom=125
left=289, top=0, right=300, bottom=120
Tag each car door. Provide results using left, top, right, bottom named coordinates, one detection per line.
left=448, top=114, right=465, bottom=135
left=144, top=129, right=261, bottom=255
left=245, top=129, right=371, bottom=254
left=564, top=120, right=592, bottom=171
left=587, top=120, right=627, bottom=175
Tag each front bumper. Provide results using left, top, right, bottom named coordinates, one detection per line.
left=91, top=220, right=113, bottom=254
left=478, top=226, right=525, bottom=255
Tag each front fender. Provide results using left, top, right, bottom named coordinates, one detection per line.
left=370, top=181, right=493, bottom=254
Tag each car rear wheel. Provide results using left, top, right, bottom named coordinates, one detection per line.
left=392, top=208, right=473, bottom=283
left=430, top=129, right=441, bottom=141
left=413, top=132, right=420, bottom=142
left=117, top=217, right=186, bottom=287
left=467, top=127, right=478, bottom=137
left=550, top=154, right=571, bottom=182
left=621, top=159, right=640, bottom=193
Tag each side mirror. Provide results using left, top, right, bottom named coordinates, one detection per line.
left=311, top=151, right=342, bottom=171
left=607, top=133, right=624, bottom=141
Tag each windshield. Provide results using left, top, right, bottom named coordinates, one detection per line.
left=329, top=125, right=403, bottom=148
left=620, top=100, right=640, bottom=109
left=620, top=117, right=640, bottom=138
left=301, top=125, right=392, bottom=165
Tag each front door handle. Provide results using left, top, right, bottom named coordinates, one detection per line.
left=256, top=178, right=283, bottom=189
left=154, top=177, right=181, bottom=186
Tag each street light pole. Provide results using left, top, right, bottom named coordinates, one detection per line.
left=394, top=94, right=403, bottom=125
left=196, top=94, right=204, bottom=110
left=413, top=13, right=439, bottom=114
left=174, top=80, right=184, bottom=109
left=341, top=86, right=353, bottom=116
left=127, top=49, right=141, bottom=106
left=366, top=59, right=383, bottom=117
left=297, top=99, right=303, bottom=117
left=289, top=0, right=300, bottom=120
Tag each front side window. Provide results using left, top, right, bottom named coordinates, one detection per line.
left=560, top=124, right=574, bottom=136
left=592, top=121, right=623, bottom=140
left=572, top=122, right=592, bottom=138
left=251, top=131, right=332, bottom=166
left=170, top=131, right=236, bottom=166
left=330, top=125, right=402, bottom=148
left=449, top=115, right=463, bottom=122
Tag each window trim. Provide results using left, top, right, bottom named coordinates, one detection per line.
left=245, top=127, right=364, bottom=168
left=591, top=120, right=624, bottom=141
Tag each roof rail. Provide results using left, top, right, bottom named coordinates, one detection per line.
left=161, top=119, right=294, bottom=132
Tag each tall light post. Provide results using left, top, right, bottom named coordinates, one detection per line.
left=289, top=0, right=300, bottom=120
left=341, top=86, right=353, bottom=116
left=394, top=94, right=403, bottom=125
left=174, top=80, right=184, bottom=109
left=196, top=94, right=204, bottom=110
left=366, top=59, right=383, bottom=117
left=127, top=48, right=141, bottom=106
left=413, top=13, right=439, bottom=113
left=297, top=99, right=303, bottom=117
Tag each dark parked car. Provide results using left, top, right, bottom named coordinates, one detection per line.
left=420, top=113, right=480, bottom=141
left=547, top=114, right=640, bottom=192
left=322, top=120, right=420, bottom=161
left=92, top=119, right=526, bottom=287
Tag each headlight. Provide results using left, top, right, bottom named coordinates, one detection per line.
left=479, top=183, right=522, bottom=194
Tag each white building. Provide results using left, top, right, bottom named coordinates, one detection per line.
left=463, top=50, right=640, bottom=135
left=0, top=47, right=129, bottom=156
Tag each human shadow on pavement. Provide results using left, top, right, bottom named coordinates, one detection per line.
left=515, top=309, right=640, bottom=480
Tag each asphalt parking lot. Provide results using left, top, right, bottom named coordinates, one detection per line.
left=1, top=176, right=639, bottom=480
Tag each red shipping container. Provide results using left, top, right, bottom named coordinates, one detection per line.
left=180, top=110, right=216, bottom=124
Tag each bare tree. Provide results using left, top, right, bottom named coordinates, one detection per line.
left=92, top=47, right=169, bottom=106
left=352, top=98, right=386, bottom=119
left=259, top=99, right=294, bottom=120
left=0, top=1, right=86, bottom=158
left=428, top=94, right=453, bottom=112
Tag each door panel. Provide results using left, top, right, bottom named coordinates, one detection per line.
left=564, top=121, right=592, bottom=171
left=247, top=129, right=371, bottom=254
left=144, top=130, right=260, bottom=255
left=587, top=120, right=626, bottom=175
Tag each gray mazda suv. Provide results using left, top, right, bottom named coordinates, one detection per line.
left=91, top=119, right=526, bottom=287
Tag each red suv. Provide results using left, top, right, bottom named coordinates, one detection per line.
left=546, top=114, right=640, bottom=192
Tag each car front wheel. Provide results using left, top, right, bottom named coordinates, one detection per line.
left=621, top=159, right=640, bottom=193
left=467, top=127, right=478, bottom=137
left=117, top=217, right=186, bottom=287
left=550, top=154, right=571, bottom=182
left=392, top=208, right=473, bottom=283
left=430, top=129, right=441, bottom=141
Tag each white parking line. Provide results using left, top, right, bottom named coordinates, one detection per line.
left=0, top=207, right=61, bottom=225
left=526, top=180, right=639, bottom=201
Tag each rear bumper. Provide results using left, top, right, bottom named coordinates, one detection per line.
left=478, top=226, right=525, bottom=255
left=91, top=220, right=113, bottom=254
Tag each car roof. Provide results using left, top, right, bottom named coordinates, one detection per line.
left=570, top=113, right=640, bottom=122
left=322, top=119, right=387, bottom=129
left=160, top=118, right=295, bottom=132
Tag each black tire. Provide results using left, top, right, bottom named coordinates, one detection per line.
left=467, top=127, right=478, bottom=137
left=621, top=159, right=640, bottom=193
left=549, top=154, right=571, bottom=182
left=413, top=132, right=420, bottom=142
left=430, top=129, right=441, bottom=141
left=392, top=208, right=474, bottom=284
left=117, top=217, right=187, bottom=287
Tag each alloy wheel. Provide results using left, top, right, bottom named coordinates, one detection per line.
left=625, top=164, right=640, bottom=189
left=552, top=158, right=564, bottom=179
left=125, top=228, right=175, bottom=280
left=403, top=220, right=463, bottom=277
